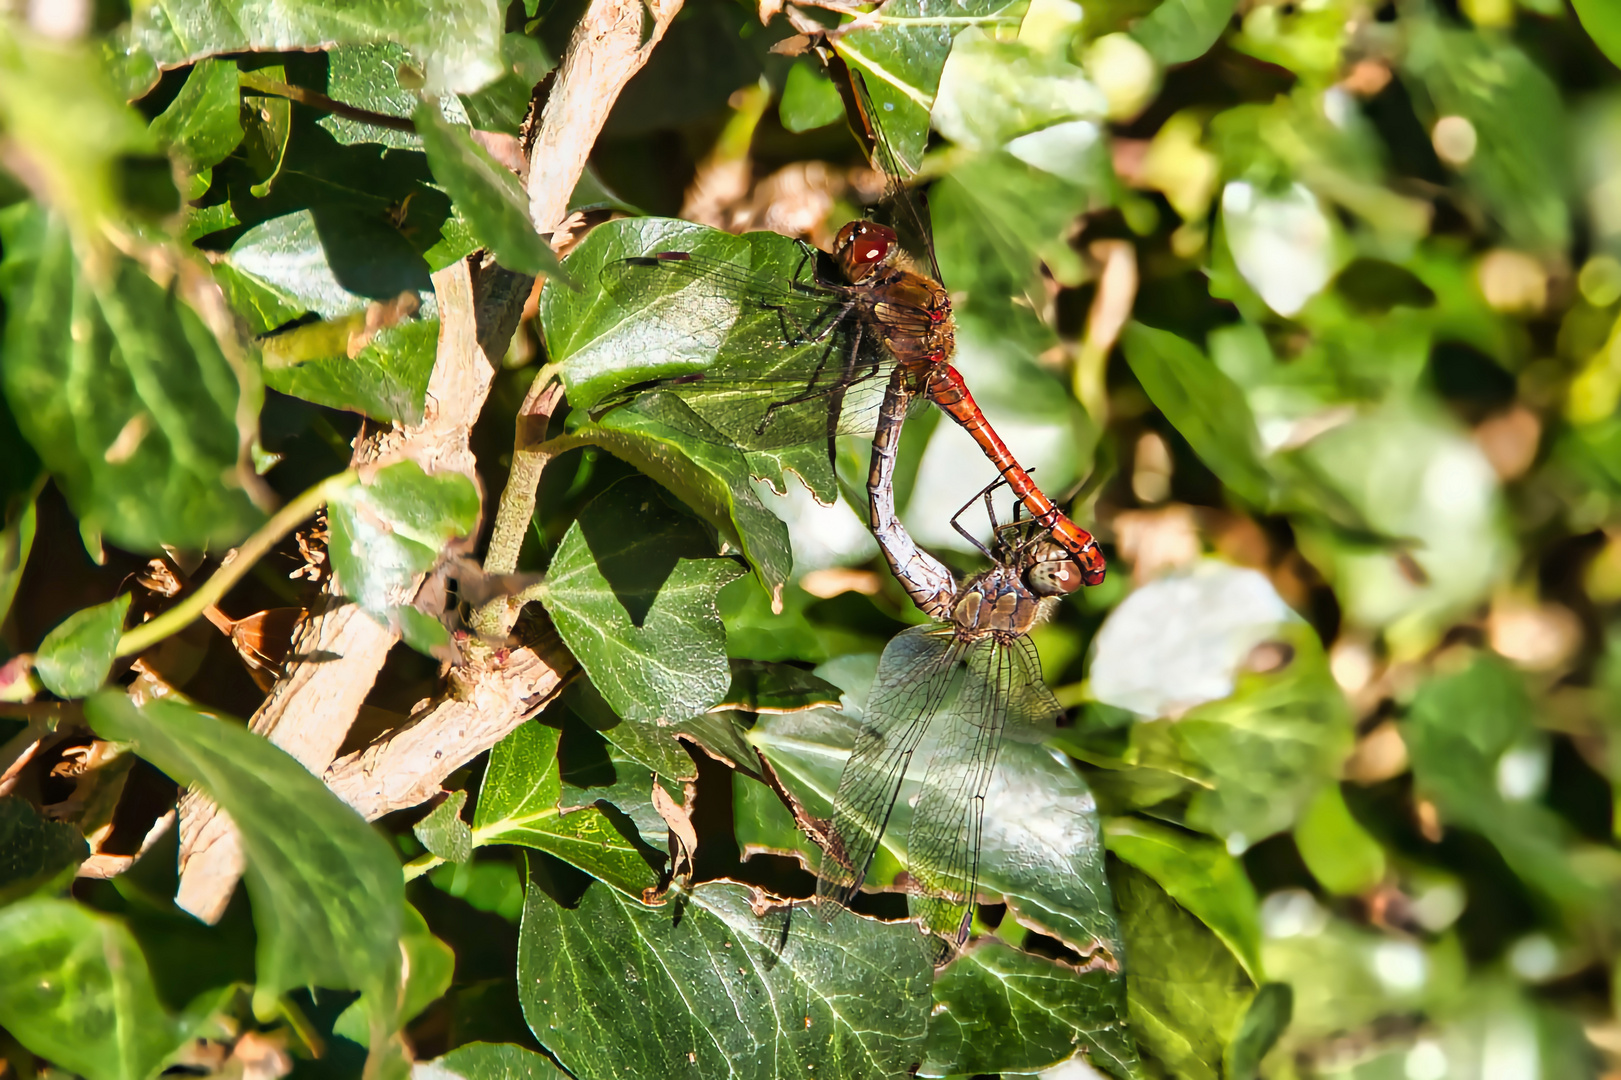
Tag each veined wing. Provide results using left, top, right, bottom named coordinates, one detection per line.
left=906, top=633, right=1057, bottom=955
left=817, top=624, right=965, bottom=911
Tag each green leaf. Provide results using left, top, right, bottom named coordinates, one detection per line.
left=34, top=594, right=131, bottom=700
left=0, top=205, right=264, bottom=553
left=1132, top=0, right=1237, bottom=65
left=0, top=797, right=88, bottom=904
left=333, top=902, right=454, bottom=1044
left=471, top=720, right=663, bottom=897
left=1113, top=861, right=1255, bottom=1080
left=538, top=476, right=745, bottom=725
left=458, top=33, right=556, bottom=135
left=748, top=683, right=1125, bottom=955
left=1402, top=23, right=1570, bottom=254
left=413, top=102, right=562, bottom=278
left=1404, top=656, right=1603, bottom=917
left=149, top=60, right=244, bottom=199
left=1575, top=0, right=1621, bottom=71
left=418, top=1042, right=569, bottom=1079
left=415, top=790, right=473, bottom=864
left=541, top=216, right=852, bottom=504
left=262, top=315, right=439, bottom=425
left=0, top=898, right=193, bottom=1080
left=780, top=60, right=843, bottom=133
left=217, top=208, right=427, bottom=328
left=553, top=393, right=793, bottom=604
left=326, top=461, right=480, bottom=633
left=1103, top=816, right=1263, bottom=982
left=1120, top=323, right=1274, bottom=507
left=241, top=64, right=292, bottom=198
left=1225, top=982, right=1291, bottom=1080
left=322, top=43, right=436, bottom=149
left=0, top=495, right=35, bottom=636
left=1291, top=783, right=1386, bottom=896
left=124, top=0, right=506, bottom=96
left=82, top=693, right=404, bottom=1034
left=835, top=0, right=1024, bottom=173
left=0, top=31, right=164, bottom=234
left=924, top=938, right=1139, bottom=1078
left=715, top=660, right=843, bottom=713
left=517, top=879, right=933, bottom=1080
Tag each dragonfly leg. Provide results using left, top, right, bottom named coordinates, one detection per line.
left=949, top=473, right=1014, bottom=560
left=755, top=307, right=862, bottom=438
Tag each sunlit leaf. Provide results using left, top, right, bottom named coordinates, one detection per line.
left=83, top=693, right=404, bottom=1036
left=537, top=477, right=744, bottom=725
left=1133, top=0, right=1237, bottom=65
left=416, top=1042, right=569, bottom=1080
left=326, top=461, right=480, bottom=636
left=334, top=902, right=455, bottom=1044
left=0, top=899, right=195, bottom=1080
left=0, top=206, right=264, bottom=552
left=414, top=102, right=561, bottom=277
left=517, top=879, right=932, bottom=1080
left=925, top=938, right=1139, bottom=1078
left=472, top=720, right=663, bottom=897
left=34, top=594, right=130, bottom=700
left=123, top=0, right=505, bottom=96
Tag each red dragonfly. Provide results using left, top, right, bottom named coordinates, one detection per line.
left=595, top=50, right=1105, bottom=585
left=815, top=383, right=1082, bottom=952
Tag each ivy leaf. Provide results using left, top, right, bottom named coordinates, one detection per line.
left=0, top=899, right=197, bottom=1080
left=1112, top=862, right=1257, bottom=1080
left=413, top=102, right=563, bottom=278
left=925, top=938, right=1139, bottom=1079
left=1104, top=816, right=1263, bottom=982
left=326, top=461, right=480, bottom=639
left=333, top=902, right=455, bottom=1044
left=34, top=594, right=130, bottom=700
left=471, top=720, right=663, bottom=897
left=1133, top=0, right=1238, bottom=65
left=517, top=879, right=932, bottom=1080
left=0, top=797, right=88, bottom=904
left=148, top=59, right=244, bottom=199
left=834, top=0, right=1024, bottom=174
left=1120, top=323, right=1273, bottom=508
left=537, top=477, right=744, bottom=725
left=0, top=205, right=264, bottom=552
left=414, top=790, right=473, bottom=864
left=83, top=692, right=404, bottom=1050
left=542, top=216, right=848, bottom=504
left=552, top=393, right=792, bottom=606
left=417, top=1042, right=570, bottom=1080
left=124, top=0, right=506, bottom=97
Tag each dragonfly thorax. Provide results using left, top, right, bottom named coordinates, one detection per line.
left=949, top=565, right=1052, bottom=638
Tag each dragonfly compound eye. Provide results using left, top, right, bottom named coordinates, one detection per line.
left=1025, top=549, right=1083, bottom=597
left=834, top=221, right=898, bottom=282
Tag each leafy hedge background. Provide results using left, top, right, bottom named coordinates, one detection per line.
left=3, top=0, right=1621, bottom=1078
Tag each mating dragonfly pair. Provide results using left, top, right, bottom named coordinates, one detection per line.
left=587, top=47, right=1105, bottom=956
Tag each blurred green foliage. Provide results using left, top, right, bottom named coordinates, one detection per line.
left=1, top=0, right=1621, bottom=1078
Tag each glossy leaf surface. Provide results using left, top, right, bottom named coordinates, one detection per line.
left=517, top=879, right=933, bottom=1080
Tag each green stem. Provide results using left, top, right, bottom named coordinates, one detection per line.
left=472, top=364, right=568, bottom=638
left=237, top=72, right=418, bottom=134
left=116, top=471, right=360, bottom=658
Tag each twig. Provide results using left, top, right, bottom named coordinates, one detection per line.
left=172, top=0, right=686, bottom=921
left=237, top=72, right=418, bottom=134
left=116, top=471, right=357, bottom=659
left=472, top=365, right=564, bottom=637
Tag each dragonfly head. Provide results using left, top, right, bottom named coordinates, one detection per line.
left=1024, top=543, right=1085, bottom=598
left=834, top=220, right=898, bottom=284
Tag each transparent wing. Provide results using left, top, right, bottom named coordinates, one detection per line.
left=907, top=636, right=1026, bottom=953
left=817, top=625, right=964, bottom=911
left=595, top=251, right=936, bottom=451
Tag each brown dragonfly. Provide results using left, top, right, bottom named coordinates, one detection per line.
left=812, top=378, right=1081, bottom=953
left=595, top=50, right=1106, bottom=586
